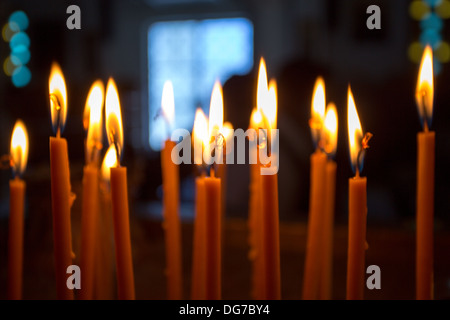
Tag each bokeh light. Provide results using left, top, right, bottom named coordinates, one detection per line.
left=409, top=42, right=425, bottom=63
left=8, top=11, right=29, bottom=32
left=410, top=1, right=431, bottom=20
left=424, top=0, right=442, bottom=8
left=3, top=56, right=15, bottom=76
left=436, top=0, right=450, bottom=18
left=9, top=32, right=30, bottom=50
left=11, top=65, right=31, bottom=87
left=11, top=45, right=30, bottom=65
left=420, top=28, right=442, bottom=48
left=436, top=41, right=450, bottom=62
left=420, top=12, right=444, bottom=30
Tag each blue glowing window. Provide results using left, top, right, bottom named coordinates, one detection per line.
left=148, top=17, right=253, bottom=151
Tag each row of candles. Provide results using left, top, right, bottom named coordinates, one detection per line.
left=5, top=44, right=435, bottom=300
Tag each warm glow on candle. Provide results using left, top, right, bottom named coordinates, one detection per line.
left=161, top=80, right=175, bottom=130
left=49, top=62, right=68, bottom=135
left=85, top=80, right=104, bottom=164
left=10, top=120, right=28, bottom=177
left=323, top=103, right=338, bottom=157
left=415, top=45, right=434, bottom=130
left=347, top=86, right=363, bottom=173
left=105, top=78, right=124, bottom=163
left=193, top=108, right=209, bottom=165
left=208, top=81, right=224, bottom=141
left=101, top=145, right=118, bottom=182
left=310, top=77, right=326, bottom=146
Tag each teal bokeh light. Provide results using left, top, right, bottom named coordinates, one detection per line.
left=9, top=11, right=29, bottom=32
left=11, top=45, right=30, bottom=65
left=11, top=65, right=31, bottom=87
left=9, top=32, right=30, bottom=50
left=420, top=28, right=442, bottom=48
left=420, top=13, right=443, bottom=31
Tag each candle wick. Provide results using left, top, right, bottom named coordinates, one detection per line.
left=109, top=130, right=121, bottom=167
left=50, top=93, right=63, bottom=137
left=355, top=132, right=373, bottom=176
left=421, top=90, right=429, bottom=132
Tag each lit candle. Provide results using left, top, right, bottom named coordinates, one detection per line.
left=105, top=78, right=135, bottom=300
left=49, top=62, right=75, bottom=300
left=160, top=80, right=183, bottom=300
left=248, top=59, right=267, bottom=300
left=79, top=80, right=104, bottom=300
left=259, top=73, right=280, bottom=301
left=204, top=81, right=224, bottom=300
left=248, top=107, right=264, bottom=300
left=415, top=45, right=435, bottom=300
left=217, top=121, right=233, bottom=223
left=8, top=120, right=28, bottom=300
left=319, top=103, right=338, bottom=300
left=191, top=108, right=208, bottom=300
left=347, top=86, right=372, bottom=300
left=303, top=77, right=327, bottom=300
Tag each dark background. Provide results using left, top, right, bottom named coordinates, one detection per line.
left=0, top=0, right=450, bottom=299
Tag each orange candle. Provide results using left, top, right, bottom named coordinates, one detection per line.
left=260, top=171, right=280, bottom=300
left=191, top=108, right=208, bottom=300
left=415, top=45, right=435, bottom=300
left=49, top=63, right=74, bottom=300
left=346, top=86, right=371, bottom=300
left=94, top=145, right=118, bottom=300
left=257, top=61, right=280, bottom=300
left=79, top=80, right=104, bottom=300
left=204, top=81, right=225, bottom=300
left=160, top=81, right=182, bottom=300
left=8, top=120, right=28, bottom=300
left=105, top=78, right=135, bottom=300
left=191, top=175, right=206, bottom=299
left=303, top=77, right=327, bottom=300
left=319, top=104, right=338, bottom=300
left=248, top=108, right=263, bottom=300
left=204, top=171, right=221, bottom=300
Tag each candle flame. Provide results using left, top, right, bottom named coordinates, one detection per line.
left=193, top=108, right=209, bottom=165
left=250, top=108, right=263, bottom=129
left=222, top=121, right=234, bottom=155
left=310, top=76, right=326, bottom=147
left=84, top=80, right=104, bottom=164
left=265, top=79, right=278, bottom=129
left=256, top=57, right=269, bottom=114
left=10, top=120, right=28, bottom=177
left=415, top=44, right=434, bottom=130
left=105, top=78, right=124, bottom=163
left=222, top=121, right=234, bottom=141
left=101, top=145, right=118, bottom=182
left=323, top=103, right=338, bottom=157
left=347, top=86, right=364, bottom=174
left=161, top=80, right=175, bottom=131
left=49, top=62, right=68, bottom=135
left=208, top=80, right=224, bottom=142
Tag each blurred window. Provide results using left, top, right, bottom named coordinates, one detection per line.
left=148, top=17, right=253, bottom=150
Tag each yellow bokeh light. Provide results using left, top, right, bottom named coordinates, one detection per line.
left=436, top=41, right=450, bottom=62
left=436, top=0, right=450, bottom=19
left=408, top=42, right=425, bottom=63
left=410, top=0, right=431, bottom=20
left=3, top=56, right=16, bottom=76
